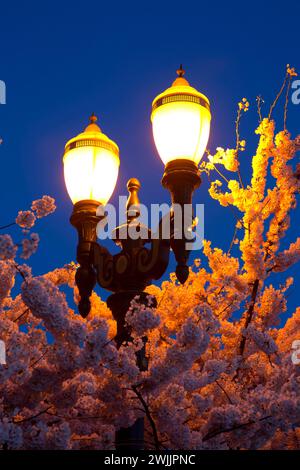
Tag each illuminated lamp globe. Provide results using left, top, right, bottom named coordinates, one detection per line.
left=151, top=65, right=211, bottom=166
left=63, top=114, right=120, bottom=205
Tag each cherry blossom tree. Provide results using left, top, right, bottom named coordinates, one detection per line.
left=0, top=67, right=300, bottom=450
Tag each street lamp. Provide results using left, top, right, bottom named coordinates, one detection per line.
left=63, top=67, right=211, bottom=449
left=152, top=65, right=211, bottom=283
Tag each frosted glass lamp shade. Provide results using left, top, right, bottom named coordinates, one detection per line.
left=63, top=115, right=119, bottom=205
left=151, top=68, right=211, bottom=166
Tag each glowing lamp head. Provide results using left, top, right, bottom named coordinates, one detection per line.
left=151, top=65, right=211, bottom=166
left=63, top=114, right=120, bottom=205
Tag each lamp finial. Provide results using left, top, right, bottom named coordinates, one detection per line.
left=84, top=113, right=101, bottom=133
left=172, top=65, right=189, bottom=87
left=176, top=64, right=185, bottom=77
left=89, top=113, right=98, bottom=124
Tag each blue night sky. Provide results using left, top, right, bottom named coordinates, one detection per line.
left=0, top=1, right=299, bottom=313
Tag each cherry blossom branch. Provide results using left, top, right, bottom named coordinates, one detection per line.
left=30, top=348, right=49, bottom=368
left=132, top=385, right=160, bottom=450
left=235, top=107, right=245, bottom=190
left=45, top=410, right=118, bottom=422
left=218, top=300, right=235, bottom=317
left=256, top=95, right=264, bottom=123
left=13, top=262, right=28, bottom=283
left=268, top=72, right=288, bottom=120
left=284, top=75, right=292, bottom=131
left=215, top=380, right=233, bottom=404
left=202, top=414, right=272, bottom=442
left=238, top=279, right=260, bottom=357
left=211, top=163, right=230, bottom=184
left=13, top=307, right=30, bottom=323
left=227, top=224, right=238, bottom=255
left=13, top=406, right=53, bottom=424
left=159, top=332, right=173, bottom=345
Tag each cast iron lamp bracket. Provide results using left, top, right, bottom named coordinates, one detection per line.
left=71, top=167, right=200, bottom=318
left=71, top=179, right=170, bottom=317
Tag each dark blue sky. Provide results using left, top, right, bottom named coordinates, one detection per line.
left=0, top=1, right=299, bottom=312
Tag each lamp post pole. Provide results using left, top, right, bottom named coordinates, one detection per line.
left=106, top=180, right=155, bottom=450
left=107, top=291, right=153, bottom=450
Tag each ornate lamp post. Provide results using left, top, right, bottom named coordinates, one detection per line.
left=63, top=67, right=211, bottom=449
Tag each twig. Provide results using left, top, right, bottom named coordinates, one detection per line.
left=227, top=224, right=238, bottom=255
left=218, top=300, right=235, bottom=317
left=215, top=380, right=233, bottom=404
left=268, top=72, right=288, bottom=120
left=0, top=222, right=16, bottom=230
left=13, top=307, right=30, bottom=323
left=13, top=406, right=53, bottom=424
left=238, top=279, right=260, bottom=357
left=235, top=107, right=245, bottom=189
left=227, top=204, right=246, bottom=231
left=284, top=75, right=292, bottom=131
left=256, top=95, right=264, bottom=123
left=212, top=164, right=230, bottom=184
left=13, top=262, right=28, bottom=283
left=30, top=348, right=49, bottom=368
